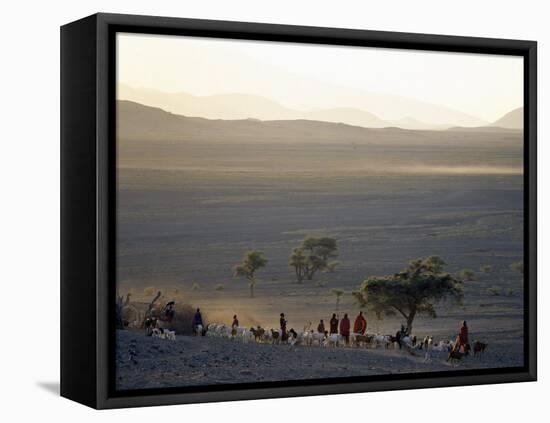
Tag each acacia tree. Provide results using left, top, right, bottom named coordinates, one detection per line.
left=352, top=256, right=463, bottom=333
left=233, top=250, right=268, bottom=298
left=289, top=248, right=308, bottom=282
left=289, top=236, right=338, bottom=282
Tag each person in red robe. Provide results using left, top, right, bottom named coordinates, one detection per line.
left=340, top=313, right=351, bottom=344
left=353, top=311, right=367, bottom=335
left=455, top=320, right=469, bottom=352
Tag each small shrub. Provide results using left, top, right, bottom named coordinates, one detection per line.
left=510, top=261, right=524, bottom=275
left=143, top=286, right=156, bottom=297
left=458, top=269, right=475, bottom=281
left=487, top=287, right=501, bottom=296
left=323, top=261, right=339, bottom=273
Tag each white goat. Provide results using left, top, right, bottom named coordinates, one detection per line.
left=432, top=340, right=453, bottom=352
left=151, top=328, right=176, bottom=341
left=324, top=334, right=344, bottom=348
left=242, top=329, right=255, bottom=343
left=372, top=334, right=391, bottom=348
left=311, top=331, right=325, bottom=347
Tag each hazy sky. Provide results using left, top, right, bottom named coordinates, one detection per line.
left=117, top=33, right=523, bottom=122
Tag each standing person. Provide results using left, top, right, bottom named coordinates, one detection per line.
left=193, top=308, right=203, bottom=335
left=232, top=314, right=239, bottom=329
left=353, top=311, right=367, bottom=335
left=455, top=320, right=469, bottom=353
left=396, top=324, right=408, bottom=349
left=317, top=319, right=325, bottom=334
left=340, top=313, right=351, bottom=345
left=163, top=301, right=175, bottom=323
left=280, top=313, right=287, bottom=335
left=329, top=313, right=339, bottom=335
left=231, top=314, right=239, bottom=337
left=280, top=313, right=288, bottom=342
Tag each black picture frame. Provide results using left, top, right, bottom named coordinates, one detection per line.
left=60, top=12, right=537, bottom=409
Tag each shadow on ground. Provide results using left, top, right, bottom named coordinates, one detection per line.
left=36, top=381, right=60, bottom=396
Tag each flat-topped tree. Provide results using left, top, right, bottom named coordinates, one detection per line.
left=289, top=236, right=338, bottom=282
left=353, top=256, right=463, bottom=333
left=233, top=250, right=268, bottom=298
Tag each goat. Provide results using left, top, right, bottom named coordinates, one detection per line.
left=447, top=350, right=465, bottom=365
left=473, top=341, right=488, bottom=356
left=300, top=330, right=313, bottom=346
left=324, top=333, right=344, bottom=348
left=432, top=340, right=453, bottom=352
left=354, top=334, right=371, bottom=348
left=311, top=331, right=325, bottom=347
left=164, top=329, right=176, bottom=341
left=372, top=334, right=391, bottom=348
left=271, top=329, right=280, bottom=344
left=242, top=328, right=255, bottom=343
left=151, top=327, right=176, bottom=341
left=253, top=326, right=266, bottom=343
left=401, top=335, right=414, bottom=348
left=262, top=329, right=273, bottom=343
left=205, top=323, right=218, bottom=337
left=194, top=324, right=203, bottom=336
left=288, top=328, right=299, bottom=347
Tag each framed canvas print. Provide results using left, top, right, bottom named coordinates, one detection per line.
left=60, top=13, right=537, bottom=409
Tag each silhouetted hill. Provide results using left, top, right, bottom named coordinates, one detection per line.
left=490, top=107, right=523, bottom=129
left=118, top=84, right=487, bottom=130
left=117, top=100, right=521, bottom=147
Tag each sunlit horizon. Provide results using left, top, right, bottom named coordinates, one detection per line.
left=117, top=33, right=523, bottom=125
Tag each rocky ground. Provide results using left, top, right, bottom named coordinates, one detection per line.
left=116, top=329, right=522, bottom=390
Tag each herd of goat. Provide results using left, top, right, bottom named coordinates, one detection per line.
left=148, top=322, right=488, bottom=364
left=178, top=323, right=489, bottom=363
left=202, top=323, right=444, bottom=350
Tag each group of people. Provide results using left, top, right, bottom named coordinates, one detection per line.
left=314, top=311, right=367, bottom=344
left=222, top=311, right=368, bottom=345
left=194, top=306, right=471, bottom=354
left=281, top=312, right=363, bottom=343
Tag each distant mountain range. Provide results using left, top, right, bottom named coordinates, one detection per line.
left=117, top=100, right=521, bottom=147
left=118, top=84, right=493, bottom=130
